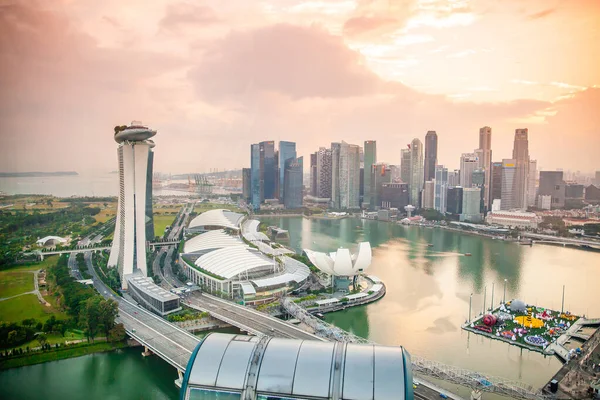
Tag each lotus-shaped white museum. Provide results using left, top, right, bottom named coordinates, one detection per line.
left=303, top=242, right=372, bottom=277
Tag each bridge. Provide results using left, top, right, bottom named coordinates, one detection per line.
left=521, top=232, right=600, bottom=249
left=25, top=246, right=111, bottom=258
left=148, top=240, right=179, bottom=247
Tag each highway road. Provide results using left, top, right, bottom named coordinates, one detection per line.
left=185, top=293, right=323, bottom=341
left=68, top=253, right=83, bottom=280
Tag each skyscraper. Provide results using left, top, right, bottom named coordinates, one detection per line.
left=424, top=131, right=438, bottom=182
left=478, top=126, right=492, bottom=209
left=500, top=159, right=517, bottom=210
left=527, top=159, right=537, bottom=207
left=109, top=122, right=156, bottom=289
left=409, top=138, right=424, bottom=206
left=317, top=147, right=332, bottom=199
left=423, top=180, right=435, bottom=209
left=259, top=141, right=277, bottom=201
left=309, top=152, right=317, bottom=197
left=447, top=170, right=459, bottom=187
left=330, top=142, right=341, bottom=208
left=363, top=140, right=377, bottom=208
left=278, top=141, right=296, bottom=200
left=472, top=169, right=485, bottom=213
left=434, top=165, right=448, bottom=214
left=512, top=129, right=530, bottom=210
left=490, top=162, right=503, bottom=204
left=447, top=187, right=463, bottom=215
left=400, top=147, right=412, bottom=184
left=338, top=142, right=361, bottom=209
left=539, top=171, right=565, bottom=208
left=460, top=153, right=479, bottom=188
left=250, top=144, right=261, bottom=209
left=283, top=157, right=303, bottom=209
left=242, top=168, right=251, bottom=203
left=369, top=163, right=391, bottom=210
left=381, top=183, right=409, bottom=209
left=460, top=187, right=482, bottom=222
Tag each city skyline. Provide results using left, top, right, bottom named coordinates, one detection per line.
left=1, top=1, right=599, bottom=174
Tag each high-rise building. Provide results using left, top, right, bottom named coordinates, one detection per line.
left=330, top=142, right=341, bottom=208
left=317, top=147, right=332, bottom=199
left=447, top=170, right=459, bottom=187
left=338, top=142, right=361, bottom=209
left=242, top=168, right=251, bottom=203
left=422, top=180, right=435, bottom=209
left=390, top=165, right=401, bottom=182
left=363, top=140, right=377, bottom=208
left=512, top=129, right=530, bottom=210
left=283, top=157, right=303, bottom=209
left=259, top=141, right=276, bottom=201
left=527, top=160, right=537, bottom=207
left=409, top=138, right=424, bottom=206
left=434, top=165, right=448, bottom=214
left=278, top=141, right=296, bottom=200
left=477, top=126, right=492, bottom=209
left=380, top=183, right=409, bottom=209
left=424, top=131, right=438, bottom=182
left=400, top=147, right=412, bottom=184
left=490, top=162, right=503, bottom=204
left=447, top=187, right=463, bottom=215
left=594, top=171, right=600, bottom=186
left=539, top=171, right=565, bottom=209
left=460, top=153, right=479, bottom=188
left=369, top=163, right=391, bottom=210
left=309, top=152, right=317, bottom=197
left=500, top=159, right=517, bottom=210
left=460, top=187, right=482, bottom=222
left=472, top=169, right=485, bottom=213
left=109, top=123, right=156, bottom=289
left=250, top=144, right=261, bottom=209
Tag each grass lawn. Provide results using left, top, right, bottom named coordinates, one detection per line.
left=0, top=256, right=58, bottom=299
left=93, top=207, right=116, bottom=224
left=0, top=294, right=67, bottom=324
left=154, top=214, right=177, bottom=237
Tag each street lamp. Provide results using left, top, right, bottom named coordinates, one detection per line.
left=503, top=279, right=507, bottom=303
left=468, top=293, right=473, bottom=323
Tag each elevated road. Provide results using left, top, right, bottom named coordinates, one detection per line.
left=521, top=232, right=600, bottom=248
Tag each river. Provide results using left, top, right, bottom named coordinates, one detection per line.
left=1, top=217, right=598, bottom=398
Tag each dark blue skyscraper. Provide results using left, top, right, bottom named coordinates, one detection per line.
left=279, top=141, right=296, bottom=200
left=250, top=144, right=261, bottom=209
left=284, top=156, right=303, bottom=209
left=259, top=141, right=276, bottom=201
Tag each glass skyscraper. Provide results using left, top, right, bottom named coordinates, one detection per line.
left=259, top=141, right=276, bottom=201
left=434, top=165, right=448, bottom=214
left=283, top=156, right=303, bottom=209
left=363, top=140, right=377, bottom=208
left=250, top=144, right=261, bottom=209
left=278, top=141, right=296, bottom=200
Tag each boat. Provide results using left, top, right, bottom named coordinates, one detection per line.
left=464, top=253, right=472, bottom=256
left=428, top=244, right=434, bottom=247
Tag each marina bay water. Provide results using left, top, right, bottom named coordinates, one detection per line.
left=259, top=216, right=600, bottom=390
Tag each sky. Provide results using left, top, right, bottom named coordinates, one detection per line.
left=0, top=0, right=599, bottom=174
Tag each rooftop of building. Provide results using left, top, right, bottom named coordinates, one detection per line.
left=188, top=209, right=244, bottom=231
left=193, top=246, right=274, bottom=280
left=125, top=271, right=179, bottom=302
left=184, top=229, right=244, bottom=254
left=304, top=242, right=371, bottom=277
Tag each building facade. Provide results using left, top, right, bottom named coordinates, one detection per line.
left=472, top=168, right=485, bottom=213
left=309, top=152, right=318, bottom=197
left=369, top=163, right=391, bottom=210
left=478, top=126, right=492, bottom=210
left=490, top=161, right=503, bottom=204
left=447, top=187, right=463, bottom=215
left=330, top=142, right=341, bottom=208
left=539, top=171, right=565, bottom=209
left=424, top=131, right=438, bottom=182
left=259, top=141, right=277, bottom=201
left=512, top=129, right=530, bottom=210
left=381, top=183, right=409, bottom=209
left=460, top=153, right=479, bottom=189
left=283, top=157, right=303, bottom=209
left=338, top=142, right=361, bottom=209
left=409, top=138, right=424, bottom=207
left=363, top=140, right=377, bottom=208
left=500, top=159, right=517, bottom=210
left=527, top=159, right=537, bottom=207
left=250, top=144, right=261, bottom=209
left=317, top=147, right=332, bottom=199
left=242, top=168, right=251, bottom=203
left=460, top=187, right=482, bottom=222
left=400, top=147, right=412, bottom=184
left=434, top=165, right=448, bottom=213
left=278, top=141, right=297, bottom=200
left=422, top=180, right=435, bottom=209
left=486, top=211, right=539, bottom=229
left=109, top=123, right=156, bottom=289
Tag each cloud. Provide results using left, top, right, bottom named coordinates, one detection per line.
left=188, top=24, right=394, bottom=100
left=159, top=2, right=220, bottom=32
left=343, top=16, right=401, bottom=39
left=527, top=8, right=556, bottom=20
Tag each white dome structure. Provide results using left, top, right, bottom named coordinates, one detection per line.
left=304, top=242, right=372, bottom=277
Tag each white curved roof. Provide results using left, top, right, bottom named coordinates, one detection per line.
left=242, top=219, right=269, bottom=242
left=195, top=246, right=274, bottom=279
left=251, top=256, right=310, bottom=288
left=188, top=209, right=243, bottom=231
left=36, top=236, right=67, bottom=245
left=183, top=229, right=244, bottom=254
left=304, top=242, right=372, bottom=277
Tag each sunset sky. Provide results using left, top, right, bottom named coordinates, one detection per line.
left=1, top=0, right=599, bottom=174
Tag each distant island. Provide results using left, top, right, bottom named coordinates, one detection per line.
left=0, top=171, right=79, bottom=178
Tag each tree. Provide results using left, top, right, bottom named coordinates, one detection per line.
left=108, top=323, right=126, bottom=342
left=80, top=296, right=102, bottom=342
left=37, top=334, right=48, bottom=348
left=98, top=299, right=118, bottom=338
left=7, top=330, right=18, bottom=345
